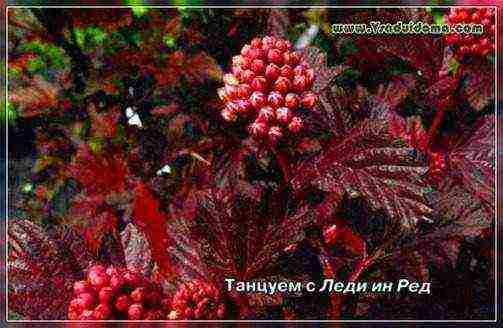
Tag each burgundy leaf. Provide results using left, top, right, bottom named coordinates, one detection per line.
left=428, top=115, right=495, bottom=239
left=448, top=115, right=495, bottom=210
left=460, top=60, right=495, bottom=111
left=267, top=9, right=289, bottom=38
left=303, top=46, right=347, bottom=94
left=421, top=75, right=459, bottom=110
left=376, top=74, right=416, bottom=111
left=8, top=220, right=79, bottom=319
left=292, top=115, right=432, bottom=231
left=120, top=223, right=153, bottom=277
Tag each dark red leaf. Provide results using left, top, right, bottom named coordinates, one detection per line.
left=292, top=114, right=432, bottom=231
left=8, top=220, right=79, bottom=319
left=120, top=223, right=153, bottom=277
left=460, top=60, right=495, bottom=111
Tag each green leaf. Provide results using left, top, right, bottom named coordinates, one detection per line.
left=163, top=34, right=176, bottom=48
left=26, top=57, right=45, bottom=73
left=125, top=0, right=149, bottom=17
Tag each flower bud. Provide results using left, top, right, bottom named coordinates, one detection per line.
left=250, top=91, right=267, bottom=109
left=285, top=93, right=300, bottom=109
left=288, top=116, right=303, bottom=133
left=274, top=77, right=291, bottom=94
left=241, top=70, right=255, bottom=83
left=276, top=107, right=292, bottom=124
left=301, top=92, right=317, bottom=108
left=268, top=126, right=283, bottom=144
left=257, top=106, right=275, bottom=122
left=251, top=76, right=267, bottom=92
left=267, top=49, right=283, bottom=65
left=292, top=75, right=307, bottom=92
left=238, top=84, right=252, bottom=98
left=280, top=65, right=294, bottom=79
left=128, top=303, right=144, bottom=320
left=251, top=38, right=262, bottom=49
left=251, top=59, right=265, bottom=74
left=249, top=121, right=268, bottom=136
left=265, top=63, right=280, bottom=81
left=268, top=91, right=284, bottom=108
left=115, top=294, right=132, bottom=312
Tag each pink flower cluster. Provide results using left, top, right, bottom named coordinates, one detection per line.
left=219, top=35, right=317, bottom=144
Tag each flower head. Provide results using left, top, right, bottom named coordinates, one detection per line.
left=219, top=36, right=317, bottom=145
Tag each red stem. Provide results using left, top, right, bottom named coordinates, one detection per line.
left=272, top=148, right=291, bottom=183
left=427, top=106, right=445, bottom=151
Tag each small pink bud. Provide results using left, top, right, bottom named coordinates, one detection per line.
left=238, top=84, right=252, bottom=98
left=275, top=39, right=287, bottom=51
left=222, top=103, right=238, bottom=122
left=250, top=91, right=267, bottom=109
left=267, top=91, right=284, bottom=108
left=251, top=76, right=267, bottom=92
left=94, top=304, right=111, bottom=320
left=305, top=68, right=315, bottom=85
left=257, top=106, right=275, bottom=122
left=262, top=36, right=276, bottom=48
left=79, top=310, right=96, bottom=320
left=236, top=99, right=252, bottom=114
left=78, top=292, right=96, bottom=310
left=251, top=59, right=265, bottom=74
left=268, top=126, right=283, bottom=144
left=268, top=48, right=283, bottom=65
left=293, top=65, right=305, bottom=76
left=265, top=63, right=280, bottom=81
left=247, top=48, right=259, bottom=60
left=288, top=51, right=302, bottom=65
left=217, top=87, right=229, bottom=101
left=274, top=77, right=291, bottom=94
left=224, top=73, right=240, bottom=86
left=131, top=287, right=146, bottom=303
left=251, top=38, right=262, bottom=49
left=241, top=70, right=255, bottom=83
left=276, top=107, right=292, bottom=124
left=288, top=116, right=303, bottom=133
left=73, top=281, right=91, bottom=295
left=99, top=287, right=113, bottom=304
left=249, top=121, right=268, bottom=136
left=232, top=55, right=249, bottom=69
left=110, top=274, right=124, bottom=290
left=280, top=65, right=294, bottom=79
left=224, top=84, right=239, bottom=99
left=128, top=303, right=144, bottom=320
left=255, top=48, right=266, bottom=60
left=292, top=75, right=307, bottom=92
left=115, top=294, right=132, bottom=312
left=301, top=92, right=317, bottom=108
left=89, top=272, right=109, bottom=290
left=285, top=93, right=300, bottom=109
left=241, top=44, right=252, bottom=56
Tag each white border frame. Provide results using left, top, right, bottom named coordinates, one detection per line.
left=4, top=4, right=498, bottom=324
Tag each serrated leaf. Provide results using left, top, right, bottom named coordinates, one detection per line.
left=435, top=115, right=495, bottom=235
left=292, top=115, right=432, bottom=231
left=168, top=146, right=314, bottom=284
left=460, top=61, right=494, bottom=111
left=121, top=223, right=153, bottom=276
left=448, top=115, right=495, bottom=210
left=8, top=220, right=78, bottom=319
left=303, top=46, right=347, bottom=94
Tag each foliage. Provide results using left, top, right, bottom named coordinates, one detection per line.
left=7, top=7, right=495, bottom=321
